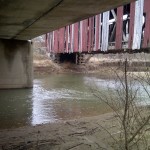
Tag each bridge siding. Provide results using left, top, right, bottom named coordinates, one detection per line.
left=59, top=28, right=65, bottom=53
left=69, top=25, right=71, bottom=52
left=101, top=11, right=110, bottom=51
left=128, top=2, right=135, bottom=49
left=80, top=20, right=87, bottom=52
left=91, top=17, right=95, bottom=51
left=143, top=0, right=150, bottom=48
left=49, top=33, right=52, bottom=52
left=94, top=15, right=100, bottom=51
left=88, top=18, right=92, bottom=51
left=70, top=25, right=72, bottom=53
left=54, top=30, right=58, bottom=53
left=45, top=0, right=150, bottom=54
left=74, top=23, right=79, bottom=52
left=79, top=21, right=82, bottom=52
left=115, top=6, right=123, bottom=49
left=65, top=26, right=69, bottom=53
left=94, top=14, right=101, bottom=51
left=132, top=0, right=144, bottom=49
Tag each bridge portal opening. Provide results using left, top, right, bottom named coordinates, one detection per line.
left=59, top=53, right=76, bottom=64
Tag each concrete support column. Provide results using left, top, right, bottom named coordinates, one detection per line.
left=0, top=39, right=33, bottom=89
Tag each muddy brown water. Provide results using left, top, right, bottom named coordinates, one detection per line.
left=0, top=74, right=149, bottom=129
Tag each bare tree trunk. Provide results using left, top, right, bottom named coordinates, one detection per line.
left=123, top=58, right=129, bottom=150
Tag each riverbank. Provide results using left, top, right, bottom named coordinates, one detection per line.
left=33, top=52, right=150, bottom=78
left=1, top=110, right=149, bottom=150
left=0, top=112, right=119, bottom=150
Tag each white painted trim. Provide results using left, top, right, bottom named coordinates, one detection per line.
left=69, top=25, right=74, bottom=53
left=101, top=11, right=110, bottom=51
left=132, top=0, right=144, bottom=49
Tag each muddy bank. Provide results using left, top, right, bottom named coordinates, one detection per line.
left=1, top=111, right=149, bottom=150
left=0, top=113, right=118, bottom=150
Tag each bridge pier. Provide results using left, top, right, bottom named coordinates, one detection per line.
left=0, top=39, right=33, bottom=89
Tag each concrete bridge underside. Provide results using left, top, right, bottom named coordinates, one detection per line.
left=0, top=0, right=134, bottom=88
left=0, top=0, right=133, bottom=40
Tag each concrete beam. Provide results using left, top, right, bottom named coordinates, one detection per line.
left=0, top=39, right=33, bottom=89
left=0, top=0, right=135, bottom=40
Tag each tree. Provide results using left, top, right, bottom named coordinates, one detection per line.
left=93, top=58, right=150, bottom=150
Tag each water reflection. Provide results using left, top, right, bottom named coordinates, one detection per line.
left=31, top=76, right=99, bottom=125
left=32, top=81, right=58, bottom=125
left=84, top=76, right=150, bottom=106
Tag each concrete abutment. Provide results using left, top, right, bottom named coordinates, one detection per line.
left=0, top=39, right=33, bottom=89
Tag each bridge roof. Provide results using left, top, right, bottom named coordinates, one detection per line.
left=0, top=0, right=133, bottom=40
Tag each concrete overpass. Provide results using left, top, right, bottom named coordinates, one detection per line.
left=0, top=0, right=134, bottom=88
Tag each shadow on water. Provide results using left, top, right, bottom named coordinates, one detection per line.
left=0, top=88, right=33, bottom=128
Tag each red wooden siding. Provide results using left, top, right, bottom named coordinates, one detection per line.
left=82, top=19, right=88, bottom=52
left=58, top=28, right=65, bottom=53
left=74, top=23, right=79, bottom=52
left=115, top=6, right=123, bottom=49
left=65, top=26, right=69, bottom=53
left=95, top=14, right=101, bottom=51
left=54, top=30, right=58, bottom=53
left=45, top=0, right=149, bottom=54
left=128, top=2, right=135, bottom=49
left=88, top=17, right=92, bottom=51
left=143, top=0, right=150, bottom=47
left=91, top=17, right=95, bottom=51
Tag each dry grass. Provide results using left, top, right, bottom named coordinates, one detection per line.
left=33, top=52, right=62, bottom=75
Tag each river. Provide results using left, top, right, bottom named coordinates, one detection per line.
left=0, top=74, right=149, bottom=129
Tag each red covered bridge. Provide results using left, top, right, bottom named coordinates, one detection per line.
left=45, top=0, right=150, bottom=55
